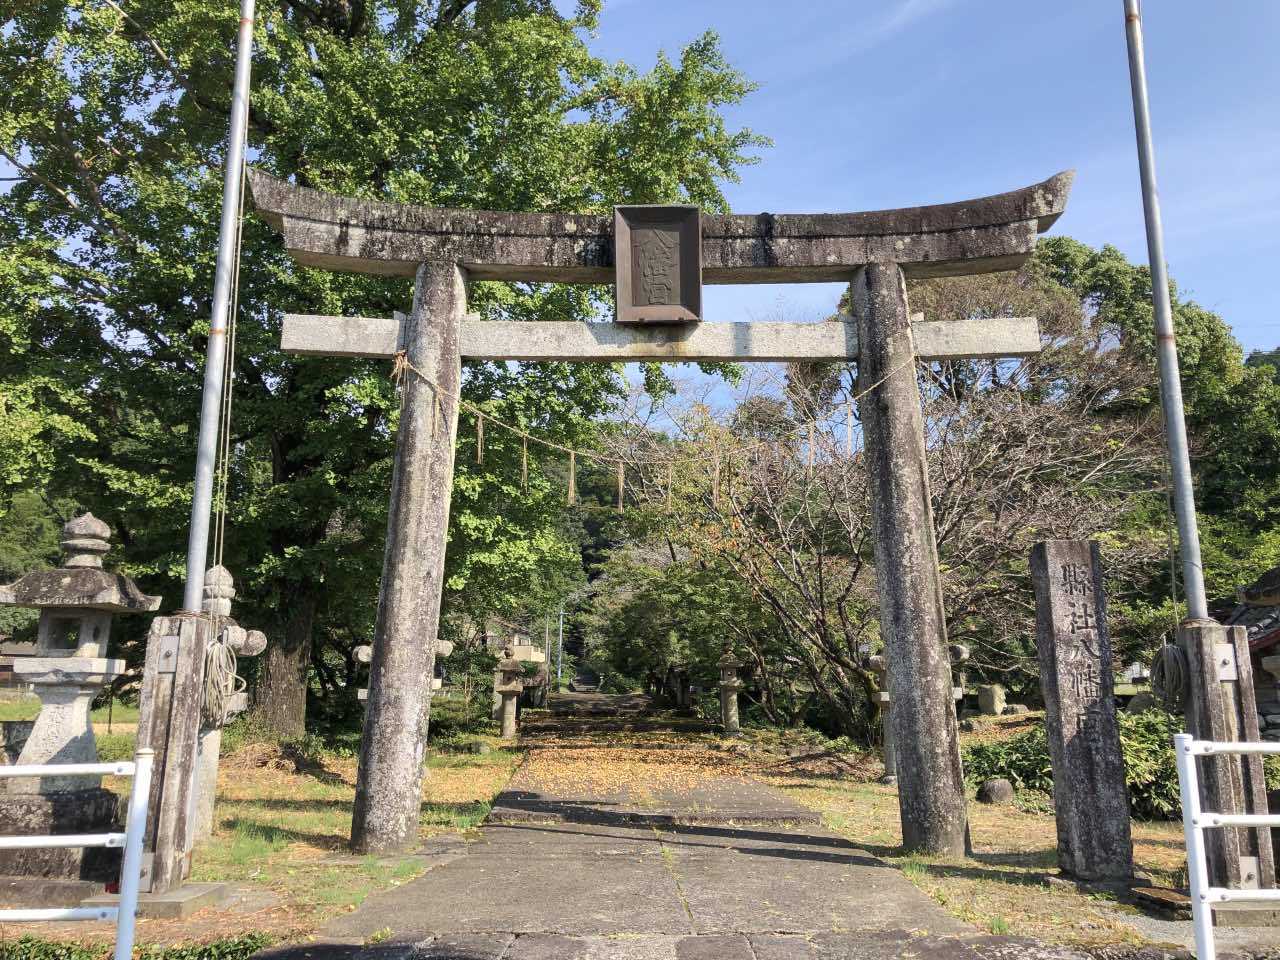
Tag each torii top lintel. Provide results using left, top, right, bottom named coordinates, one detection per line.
left=246, top=169, right=1073, bottom=284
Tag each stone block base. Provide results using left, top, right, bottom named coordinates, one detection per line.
left=83, top=881, right=230, bottom=919
left=0, top=788, right=121, bottom=881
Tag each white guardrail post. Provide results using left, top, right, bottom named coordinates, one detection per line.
left=0, top=748, right=154, bottom=960
left=1174, top=733, right=1280, bottom=960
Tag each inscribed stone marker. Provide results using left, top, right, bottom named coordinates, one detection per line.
left=1030, top=540, right=1133, bottom=881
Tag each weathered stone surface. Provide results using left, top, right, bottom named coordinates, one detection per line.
left=1030, top=540, right=1132, bottom=881
left=976, top=779, right=1015, bottom=805
left=978, top=684, right=1006, bottom=716
left=0, top=788, right=120, bottom=881
left=137, top=613, right=214, bottom=892
left=853, top=263, right=967, bottom=857
left=247, top=169, right=1073, bottom=283
left=351, top=261, right=464, bottom=855
left=717, top=651, right=742, bottom=736
left=281, top=314, right=1043, bottom=364
left=1180, top=619, right=1275, bottom=889
left=193, top=565, right=266, bottom=842
left=1002, top=703, right=1030, bottom=716
left=0, top=515, right=159, bottom=614
left=9, top=658, right=125, bottom=793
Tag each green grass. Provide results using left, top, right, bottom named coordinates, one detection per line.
left=0, top=697, right=139, bottom=724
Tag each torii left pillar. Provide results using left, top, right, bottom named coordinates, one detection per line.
left=855, top=263, right=968, bottom=857
left=350, top=261, right=465, bottom=854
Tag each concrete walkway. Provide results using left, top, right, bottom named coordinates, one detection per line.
left=259, top=698, right=1143, bottom=960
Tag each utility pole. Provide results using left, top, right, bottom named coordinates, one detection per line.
left=1122, top=0, right=1208, bottom=620
left=182, top=0, right=257, bottom=613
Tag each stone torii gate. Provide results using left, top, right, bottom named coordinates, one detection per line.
left=247, top=169, right=1072, bottom=857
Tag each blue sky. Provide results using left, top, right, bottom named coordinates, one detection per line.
left=576, top=0, right=1280, bottom=354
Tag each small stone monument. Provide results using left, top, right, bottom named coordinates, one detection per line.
left=718, top=650, right=742, bottom=736
left=355, top=639, right=448, bottom=705
left=495, top=645, right=524, bottom=740
left=867, top=655, right=895, bottom=785
left=0, top=513, right=160, bottom=880
left=1030, top=540, right=1133, bottom=881
left=192, top=566, right=266, bottom=842
left=978, top=683, right=1006, bottom=716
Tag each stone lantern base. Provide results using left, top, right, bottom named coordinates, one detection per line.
left=0, top=788, right=121, bottom=881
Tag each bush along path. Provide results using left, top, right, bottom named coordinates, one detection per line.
left=251, top=695, right=1222, bottom=960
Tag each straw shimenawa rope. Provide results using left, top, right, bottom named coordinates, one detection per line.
left=387, top=350, right=920, bottom=476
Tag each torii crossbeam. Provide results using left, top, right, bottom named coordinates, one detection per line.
left=248, top=170, right=1072, bottom=858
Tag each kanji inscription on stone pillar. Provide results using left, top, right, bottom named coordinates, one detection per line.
left=1030, top=540, right=1133, bottom=881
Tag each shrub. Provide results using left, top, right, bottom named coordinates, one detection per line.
left=0, top=934, right=271, bottom=960
left=963, top=708, right=1182, bottom=820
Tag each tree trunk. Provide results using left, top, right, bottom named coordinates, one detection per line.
left=853, top=263, right=969, bottom=857
left=252, top=585, right=318, bottom=737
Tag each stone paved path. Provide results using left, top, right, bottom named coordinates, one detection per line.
left=258, top=697, right=1167, bottom=960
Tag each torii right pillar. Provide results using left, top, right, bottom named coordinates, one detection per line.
left=854, top=263, right=968, bottom=856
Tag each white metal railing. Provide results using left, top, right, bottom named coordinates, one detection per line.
left=1174, top=733, right=1280, bottom=960
left=0, top=749, right=154, bottom=960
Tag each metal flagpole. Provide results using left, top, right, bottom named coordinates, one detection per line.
left=182, top=0, right=257, bottom=612
left=1122, top=0, right=1208, bottom=621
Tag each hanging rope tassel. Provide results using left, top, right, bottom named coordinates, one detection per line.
left=616, top=461, right=625, bottom=513
left=476, top=412, right=485, bottom=463
left=845, top=402, right=854, bottom=456
left=567, top=451, right=577, bottom=505
left=521, top=437, right=529, bottom=492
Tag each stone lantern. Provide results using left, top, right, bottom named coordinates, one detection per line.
left=495, top=645, right=524, bottom=740
left=0, top=513, right=159, bottom=880
left=717, top=650, right=743, bottom=736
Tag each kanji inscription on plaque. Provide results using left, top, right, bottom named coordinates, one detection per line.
left=614, top=205, right=702, bottom=324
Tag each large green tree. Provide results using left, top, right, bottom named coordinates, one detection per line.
left=0, top=0, right=763, bottom=733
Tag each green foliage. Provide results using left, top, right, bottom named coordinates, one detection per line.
left=963, top=710, right=1183, bottom=821
left=0, top=934, right=271, bottom=960
left=1, top=0, right=763, bottom=729
left=94, top=732, right=137, bottom=764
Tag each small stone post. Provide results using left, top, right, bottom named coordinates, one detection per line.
left=495, top=646, right=524, bottom=740
left=1180, top=619, right=1275, bottom=889
left=853, top=263, right=968, bottom=856
left=718, top=650, right=742, bottom=736
left=978, top=684, right=1006, bottom=717
left=949, top=644, right=970, bottom=715
left=192, top=566, right=266, bottom=842
left=355, top=639, right=448, bottom=705
left=351, top=261, right=465, bottom=855
left=1030, top=540, right=1133, bottom=881
left=867, top=655, right=895, bottom=785
left=0, top=515, right=159, bottom=881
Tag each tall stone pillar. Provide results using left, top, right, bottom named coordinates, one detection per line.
left=853, top=264, right=967, bottom=856
left=1030, top=540, right=1133, bottom=881
left=351, top=261, right=465, bottom=855
left=1180, top=619, right=1275, bottom=889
